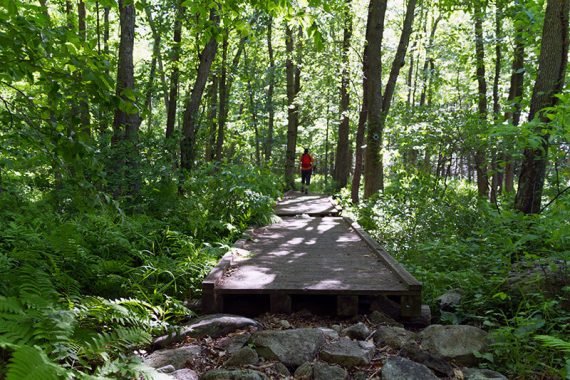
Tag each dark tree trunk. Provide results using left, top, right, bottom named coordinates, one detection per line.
left=362, top=0, right=387, bottom=198
left=333, top=0, right=353, bottom=190
left=419, top=13, right=441, bottom=107
left=284, top=24, right=301, bottom=190
left=490, top=3, right=503, bottom=203
left=245, top=48, right=261, bottom=166
left=180, top=10, right=219, bottom=171
left=112, top=0, right=141, bottom=194
left=515, top=0, right=569, bottom=214
left=205, top=74, right=218, bottom=161
left=77, top=0, right=90, bottom=137
left=215, top=35, right=246, bottom=161
left=364, top=0, right=416, bottom=198
left=165, top=4, right=183, bottom=139
left=504, top=4, right=526, bottom=193
left=145, top=4, right=168, bottom=110
left=473, top=2, right=489, bottom=198
left=264, top=17, right=276, bottom=163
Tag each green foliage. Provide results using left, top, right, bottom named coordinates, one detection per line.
left=349, top=171, right=570, bottom=378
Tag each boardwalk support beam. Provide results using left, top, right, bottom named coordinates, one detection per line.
left=400, top=295, right=421, bottom=318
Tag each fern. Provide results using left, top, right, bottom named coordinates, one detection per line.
left=535, top=335, right=570, bottom=354
left=6, top=345, right=67, bottom=380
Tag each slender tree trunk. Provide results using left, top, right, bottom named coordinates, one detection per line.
left=264, top=16, right=276, bottom=163
left=205, top=74, right=218, bottom=161
left=145, top=4, right=168, bottom=110
left=504, top=4, right=526, bottom=193
left=419, top=13, right=441, bottom=107
left=215, top=35, right=246, bottom=161
left=245, top=49, right=261, bottom=166
left=515, top=0, right=569, bottom=214
left=180, top=10, right=219, bottom=171
left=473, top=2, right=489, bottom=198
left=112, top=0, right=140, bottom=195
left=165, top=4, right=183, bottom=139
left=333, top=0, right=353, bottom=189
left=490, top=3, right=503, bottom=203
left=362, top=0, right=387, bottom=198
left=284, top=24, right=300, bottom=190
left=364, top=0, right=416, bottom=198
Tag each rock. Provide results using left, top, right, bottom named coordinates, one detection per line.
left=153, top=314, right=260, bottom=348
left=279, top=320, right=291, bottom=329
left=420, top=325, right=489, bottom=365
left=267, top=362, right=290, bottom=377
left=373, top=326, right=416, bottom=349
left=368, top=310, right=403, bottom=327
left=223, top=346, right=258, bottom=367
left=313, top=361, right=348, bottom=380
left=318, top=327, right=340, bottom=340
left=293, top=361, right=348, bottom=380
left=436, top=289, right=462, bottom=311
left=400, top=342, right=454, bottom=377
left=406, top=305, right=432, bottom=328
left=331, top=324, right=342, bottom=333
left=342, top=322, right=370, bottom=340
left=144, top=345, right=201, bottom=370
left=200, top=369, right=267, bottom=380
left=224, top=333, right=251, bottom=355
left=462, top=367, right=508, bottom=380
left=293, top=362, right=313, bottom=379
left=381, top=357, right=439, bottom=380
left=172, top=369, right=198, bottom=380
left=249, top=328, right=326, bottom=368
left=158, top=365, right=176, bottom=373
left=319, top=337, right=374, bottom=368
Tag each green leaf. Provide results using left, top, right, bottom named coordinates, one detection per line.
left=6, top=345, right=64, bottom=380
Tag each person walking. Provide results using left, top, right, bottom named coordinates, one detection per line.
left=300, top=148, right=314, bottom=195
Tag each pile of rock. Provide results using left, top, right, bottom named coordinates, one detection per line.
left=143, top=313, right=507, bottom=380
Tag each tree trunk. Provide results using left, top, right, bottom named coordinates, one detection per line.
left=284, top=24, right=301, bottom=190
left=264, top=16, right=276, bottom=163
left=419, top=13, right=441, bottom=107
left=112, top=0, right=141, bottom=195
left=364, top=0, right=416, bottom=198
left=145, top=3, right=168, bottom=110
left=363, top=0, right=387, bottom=198
left=205, top=74, right=218, bottom=161
left=180, top=10, right=219, bottom=171
left=77, top=0, right=90, bottom=137
left=473, top=2, right=489, bottom=198
left=504, top=3, right=526, bottom=193
left=215, top=35, right=246, bottom=161
left=165, top=4, right=183, bottom=139
left=245, top=48, right=261, bottom=166
left=490, top=3, right=503, bottom=203
left=515, top=0, right=569, bottom=214
left=333, top=0, right=353, bottom=190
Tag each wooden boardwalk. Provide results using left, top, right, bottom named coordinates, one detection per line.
left=202, top=193, right=422, bottom=318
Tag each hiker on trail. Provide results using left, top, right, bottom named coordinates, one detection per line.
left=299, top=148, right=314, bottom=195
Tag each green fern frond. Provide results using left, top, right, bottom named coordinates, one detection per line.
left=535, top=335, right=570, bottom=353
left=6, top=345, right=67, bottom=380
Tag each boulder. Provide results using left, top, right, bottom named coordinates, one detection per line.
left=462, top=367, right=508, bottom=380
left=249, top=328, right=326, bottom=368
left=144, top=345, right=201, bottom=370
left=172, top=369, right=198, bottom=380
left=368, top=310, right=403, bottom=327
left=266, top=362, right=290, bottom=377
left=223, top=346, right=258, bottom=367
left=420, top=325, right=488, bottom=365
left=399, top=342, right=454, bottom=377
left=293, top=361, right=348, bottom=380
left=436, top=290, right=462, bottom=311
left=381, top=357, right=439, bottom=380
left=153, top=314, right=260, bottom=348
left=319, top=337, right=374, bottom=368
left=341, top=322, right=370, bottom=341
left=373, top=326, right=416, bottom=350
left=200, top=369, right=267, bottom=380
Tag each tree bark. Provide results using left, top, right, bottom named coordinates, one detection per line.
left=473, top=2, right=489, bottom=198
left=333, top=0, right=353, bottom=189
left=419, top=13, right=441, bottom=107
left=515, top=0, right=569, bottom=214
left=245, top=48, right=261, bottom=166
left=165, top=4, right=183, bottom=139
left=503, top=3, right=526, bottom=193
left=180, top=10, right=219, bottom=171
left=284, top=24, right=301, bottom=190
left=490, top=3, right=503, bottom=203
left=362, top=0, right=387, bottom=198
left=112, top=0, right=141, bottom=194
left=264, top=16, right=276, bottom=163
left=205, top=74, right=218, bottom=161
left=364, top=0, right=416, bottom=198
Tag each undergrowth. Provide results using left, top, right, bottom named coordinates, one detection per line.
left=344, top=172, right=570, bottom=379
left=0, top=163, right=280, bottom=379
